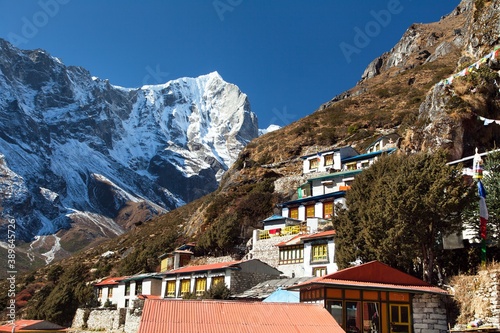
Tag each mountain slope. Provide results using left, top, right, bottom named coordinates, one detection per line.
left=68, top=0, right=500, bottom=265
left=0, top=39, right=258, bottom=263
left=3, top=0, right=500, bottom=324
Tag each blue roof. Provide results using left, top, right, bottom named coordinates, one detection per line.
left=263, top=215, right=286, bottom=222
left=341, top=148, right=396, bottom=163
left=263, top=288, right=300, bottom=303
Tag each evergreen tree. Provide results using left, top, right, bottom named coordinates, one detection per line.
left=334, top=150, right=474, bottom=283
left=482, top=150, right=500, bottom=245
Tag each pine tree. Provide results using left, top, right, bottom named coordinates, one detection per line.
left=334, top=150, right=474, bottom=283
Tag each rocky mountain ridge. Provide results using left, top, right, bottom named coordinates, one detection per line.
left=2, top=0, right=500, bottom=323
left=0, top=39, right=258, bottom=264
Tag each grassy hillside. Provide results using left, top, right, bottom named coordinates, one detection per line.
left=3, top=0, right=500, bottom=324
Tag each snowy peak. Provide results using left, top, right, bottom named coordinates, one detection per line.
left=0, top=39, right=258, bottom=263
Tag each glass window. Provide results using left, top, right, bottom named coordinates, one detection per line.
left=312, top=266, right=327, bottom=277
left=311, top=244, right=328, bottom=262
left=108, top=287, right=113, bottom=298
left=324, top=154, right=334, bottom=166
left=195, top=278, right=207, bottom=296
left=180, top=279, right=191, bottom=296
left=323, top=202, right=333, bottom=218
left=364, top=302, right=380, bottom=333
left=346, top=301, right=361, bottom=333
left=211, top=276, right=224, bottom=287
left=327, top=301, right=343, bottom=328
left=309, top=158, right=319, bottom=169
left=279, top=245, right=304, bottom=264
left=306, top=204, right=315, bottom=217
left=125, top=282, right=130, bottom=296
left=289, top=207, right=299, bottom=219
left=390, top=304, right=410, bottom=333
left=166, top=280, right=176, bottom=298
left=346, top=162, right=357, bottom=170
left=135, top=281, right=142, bottom=295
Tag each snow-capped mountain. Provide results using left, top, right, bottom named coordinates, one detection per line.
left=0, top=38, right=258, bottom=260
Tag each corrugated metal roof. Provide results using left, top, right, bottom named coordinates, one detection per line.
left=341, top=148, right=396, bottom=163
left=137, top=299, right=345, bottom=333
left=162, top=260, right=241, bottom=275
left=0, top=320, right=67, bottom=332
left=305, top=278, right=447, bottom=294
left=233, top=277, right=314, bottom=300
left=122, top=273, right=162, bottom=282
left=94, top=276, right=129, bottom=286
left=289, top=261, right=447, bottom=295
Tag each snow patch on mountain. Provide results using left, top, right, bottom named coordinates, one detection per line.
left=0, top=39, right=258, bottom=263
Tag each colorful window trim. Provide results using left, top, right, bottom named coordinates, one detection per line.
left=166, top=280, right=176, bottom=298
left=211, top=276, right=225, bottom=287
left=323, top=201, right=333, bottom=218
left=390, top=304, right=410, bottom=333
left=324, top=154, right=334, bottom=166
left=108, top=287, right=113, bottom=298
left=180, top=279, right=191, bottom=296
left=279, top=245, right=304, bottom=264
left=306, top=204, right=315, bottom=217
left=289, top=207, right=299, bottom=219
left=311, top=243, right=328, bottom=263
left=309, top=158, right=319, bottom=170
left=312, top=266, right=327, bottom=277
left=195, top=278, right=207, bottom=296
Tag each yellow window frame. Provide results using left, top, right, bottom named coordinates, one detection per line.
left=390, top=304, right=411, bottom=333
left=312, top=243, right=328, bottom=262
left=324, top=154, right=334, bottom=166
left=166, top=280, right=176, bottom=298
left=180, top=279, right=191, bottom=295
left=195, top=278, right=207, bottom=296
left=211, top=276, right=225, bottom=287
left=309, top=158, right=319, bottom=169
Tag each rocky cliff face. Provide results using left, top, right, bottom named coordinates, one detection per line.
left=359, top=0, right=500, bottom=159
left=0, top=39, right=258, bottom=261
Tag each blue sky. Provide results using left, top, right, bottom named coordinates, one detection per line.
left=0, top=1, right=460, bottom=129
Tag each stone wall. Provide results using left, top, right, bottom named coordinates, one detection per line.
left=123, top=308, right=142, bottom=333
left=451, top=267, right=500, bottom=328
left=248, top=234, right=297, bottom=268
left=476, top=269, right=500, bottom=327
left=412, top=293, right=448, bottom=333
left=231, top=270, right=281, bottom=294
left=71, top=307, right=139, bottom=333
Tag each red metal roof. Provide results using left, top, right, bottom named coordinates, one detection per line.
left=0, top=320, right=67, bottom=332
left=137, top=295, right=163, bottom=300
left=290, top=261, right=447, bottom=294
left=163, top=260, right=241, bottom=275
left=94, top=276, right=128, bottom=286
left=137, top=299, right=345, bottom=333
